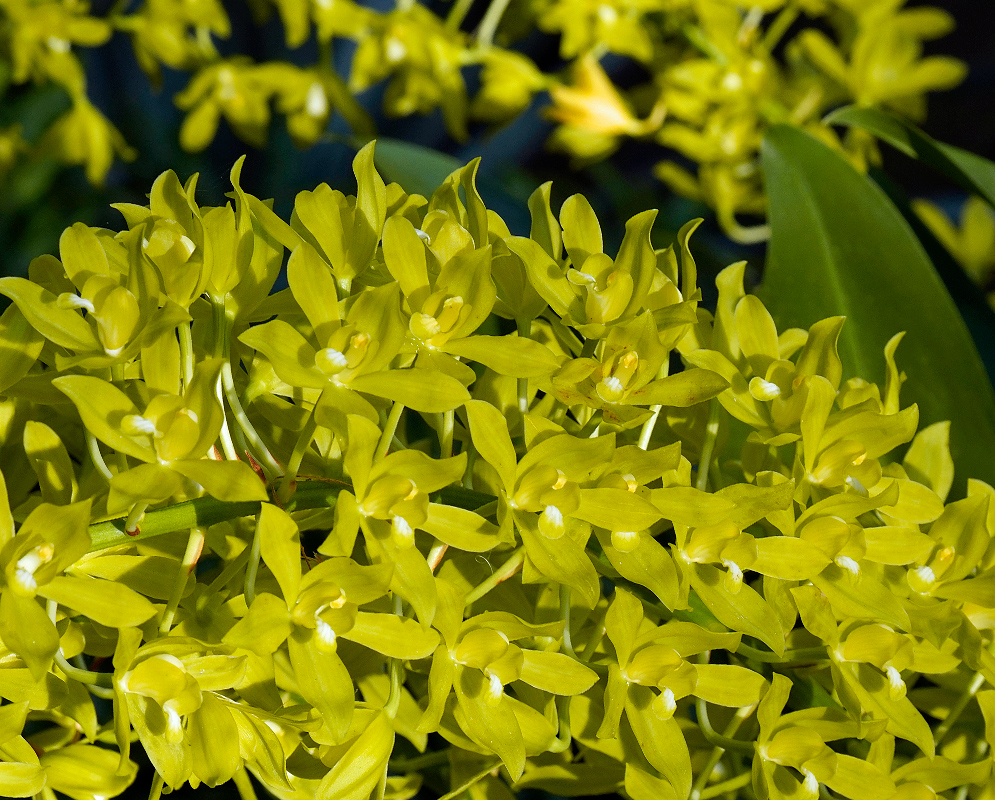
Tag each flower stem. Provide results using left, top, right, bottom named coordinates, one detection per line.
left=87, top=479, right=492, bottom=553
left=446, top=0, right=476, bottom=30
left=376, top=401, right=405, bottom=462
left=697, top=771, right=752, bottom=800
left=696, top=697, right=755, bottom=752
left=464, top=547, right=525, bottom=607
left=244, top=508, right=264, bottom=607
left=389, top=750, right=450, bottom=772
left=54, top=650, right=114, bottom=688
left=934, top=670, right=987, bottom=745
left=696, top=399, right=721, bottom=491
left=232, top=768, right=258, bottom=800
left=178, top=321, right=195, bottom=391
left=440, top=409, right=455, bottom=459
left=763, top=4, right=800, bottom=52
left=517, top=318, right=532, bottom=415
left=637, top=359, right=671, bottom=450
left=736, top=643, right=828, bottom=664
left=279, top=409, right=318, bottom=503
left=690, top=704, right=755, bottom=799
left=85, top=430, right=114, bottom=481
left=477, top=0, right=512, bottom=47
left=158, top=527, right=205, bottom=635
left=149, top=772, right=165, bottom=800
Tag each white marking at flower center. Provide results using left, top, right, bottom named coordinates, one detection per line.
left=305, top=82, right=329, bottom=118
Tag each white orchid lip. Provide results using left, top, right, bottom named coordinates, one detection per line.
left=13, top=543, right=55, bottom=593
left=122, top=414, right=157, bottom=436
left=885, top=665, right=906, bottom=699
left=611, top=529, right=640, bottom=553
left=597, top=375, right=625, bottom=402
left=908, top=564, right=936, bottom=593
left=801, top=768, right=818, bottom=798
left=316, top=347, right=349, bottom=375
left=721, top=559, right=744, bottom=593
left=391, top=515, right=415, bottom=547
left=539, top=504, right=565, bottom=538
left=315, top=614, right=338, bottom=651
left=835, top=555, right=860, bottom=580
left=57, top=293, right=95, bottom=313
left=305, top=82, right=329, bottom=118
left=653, top=687, right=677, bottom=719
left=163, top=699, right=185, bottom=743
left=485, top=671, right=504, bottom=705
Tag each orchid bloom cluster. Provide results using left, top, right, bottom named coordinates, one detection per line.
left=2, top=144, right=995, bottom=800
left=0, top=0, right=965, bottom=241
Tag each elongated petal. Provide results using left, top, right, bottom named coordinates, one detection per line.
left=39, top=576, right=157, bottom=628
left=52, top=375, right=156, bottom=462
left=350, top=369, right=470, bottom=413
left=0, top=276, right=100, bottom=352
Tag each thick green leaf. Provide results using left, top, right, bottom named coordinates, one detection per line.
left=759, top=124, right=995, bottom=490
left=825, top=106, right=995, bottom=208
left=373, top=138, right=461, bottom=199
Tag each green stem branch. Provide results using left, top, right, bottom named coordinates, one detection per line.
left=158, top=528, right=205, bottom=635
left=935, top=670, right=987, bottom=745
left=698, top=771, right=752, bottom=800
left=464, top=547, right=525, bottom=607
left=696, top=399, right=721, bottom=492
left=517, top=318, right=532, bottom=415
left=279, top=410, right=318, bottom=503
left=696, top=698, right=755, bottom=753
left=690, top=704, right=755, bottom=799
left=376, top=401, right=405, bottom=462
left=476, top=0, right=511, bottom=47
left=178, top=322, right=195, bottom=391
left=244, top=509, right=264, bottom=607
left=87, top=479, right=492, bottom=553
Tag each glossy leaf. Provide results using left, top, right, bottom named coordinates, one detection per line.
left=760, top=124, right=995, bottom=489
left=825, top=105, right=995, bottom=208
